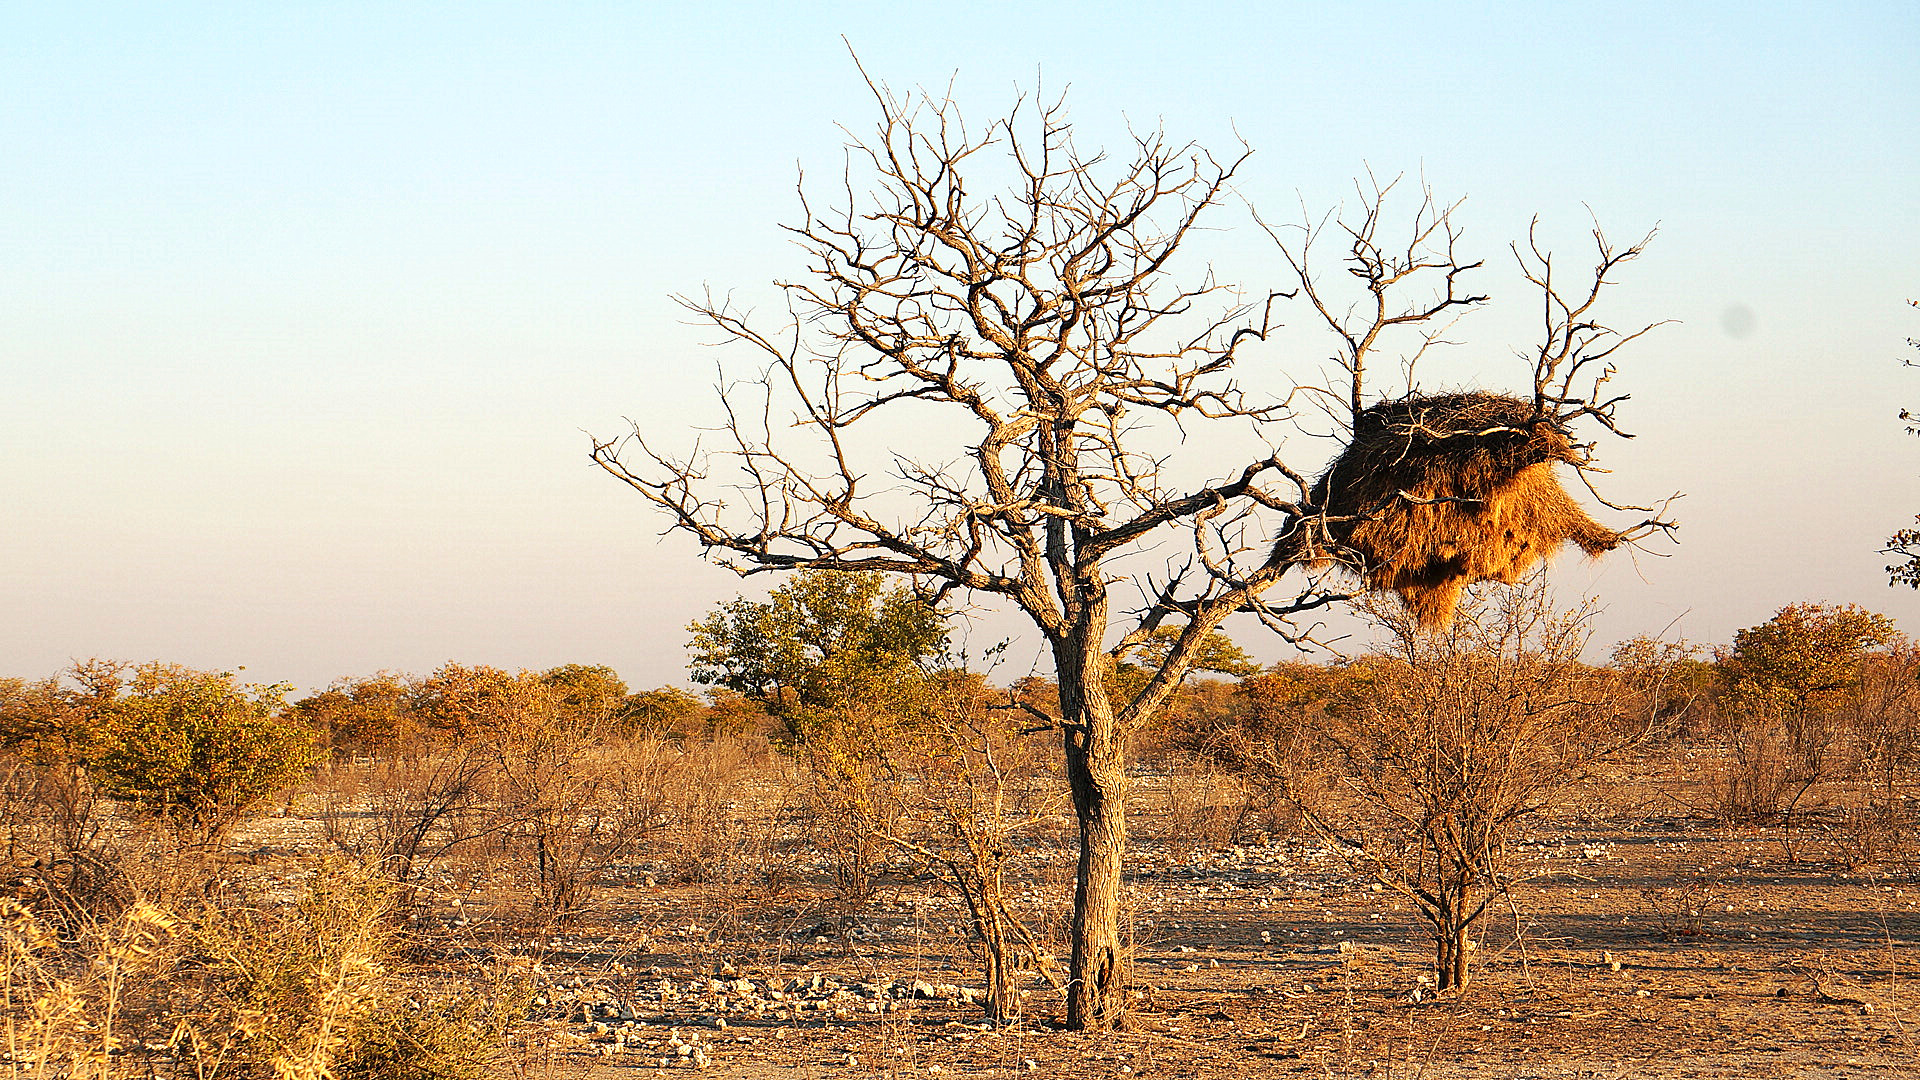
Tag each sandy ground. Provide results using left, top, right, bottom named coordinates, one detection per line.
left=363, top=807, right=1920, bottom=1080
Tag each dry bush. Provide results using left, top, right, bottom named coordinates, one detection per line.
left=2, top=861, right=518, bottom=1080
left=1705, top=713, right=1807, bottom=825
left=1819, top=645, right=1920, bottom=869
left=307, top=664, right=778, bottom=915
left=1609, top=636, right=1715, bottom=744
left=1824, top=802, right=1913, bottom=872
left=778, top=698, right=941, bottom=907
left=320, top=744, right=494, bottom=900
left=325, top=665, right=690, bottom=923
left=1705, top=604, right=1902, bottom=860
left=1163, top=662, right=1346, bottom=841
left=1, top=847, right=139, bottom=945
left=1130, top=671, right=1281, bottom=852
left=0, top=666, right=118, bottom=861
left=788, top=745, right=906, bottom=907
left=1, top=895, right=176, bottom=1077
left=176, top=863, right=394, bottom=1077
left=2, top=665, right=173, bottom=934
left=1142, top=759, right=1256, bottom=859
left=882, top=672, right=1066, bottom=1025
left=1638, top=875, right=1727, bottom=940
left=484, top=706, right=658, bottom=922
left=620, top=686, right=706, bottom=739
left=182, top=861, right=524, bottom=1080
left=1288, top=580, right=1648, bottom=992
left=516, top=734, right=745, bottom=919
left=1688, top=606, right=1917, bottom=869
left=0, top=746, right=138, bottom=938
left=651, top=737, right=775, bottom=888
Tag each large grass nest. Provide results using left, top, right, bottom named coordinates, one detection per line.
left=1307, top=392, right=1623, bottom=626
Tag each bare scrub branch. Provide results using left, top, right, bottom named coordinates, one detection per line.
left=1255, top=172, right=1491, bottom=429
left=1516, top=218, right=1668, bottom=435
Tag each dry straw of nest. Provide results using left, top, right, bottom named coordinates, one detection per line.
left=1307, top=392, right=1622, bottom=626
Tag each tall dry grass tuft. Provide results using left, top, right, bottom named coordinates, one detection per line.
left=2, top=861, right=520, bottom=1080
left=2, top=896, right=176, bottom=1078
left=176, top=861, right=395, bottom=1078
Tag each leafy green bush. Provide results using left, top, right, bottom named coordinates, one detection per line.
left=89, top=664, right=319, bottom=845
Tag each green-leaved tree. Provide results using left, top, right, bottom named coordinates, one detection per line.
left=689, top=569, right=948, bottom=749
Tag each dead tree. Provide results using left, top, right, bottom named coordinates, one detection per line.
left=592, top=73, right=1666, bottom=1029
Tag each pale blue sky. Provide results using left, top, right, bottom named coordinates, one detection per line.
left=4, top=2, right=1916, bottom=690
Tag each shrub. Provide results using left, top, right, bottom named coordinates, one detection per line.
left=1292, top=583, right=1645, bottom=992
left=291, top=673, right=418, bottom=757
left=177, top=861, right=522, bottom=1080
left=1706, top=604, right=1902, bottom=859
left=89, top=664, right=320, bottom=846
left=0, top=662, right=124, bottom=862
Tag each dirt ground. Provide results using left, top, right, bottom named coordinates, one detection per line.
left=330, top=779, right=1919, bottom=1080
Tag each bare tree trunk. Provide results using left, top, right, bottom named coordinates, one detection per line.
left=1065, top=729, right=1126, bottom=1028
left=970, top=842, right=1019, bottom=1027
left=980, top=905, right=1014, bottom=1027
left=1059, top=639, right=1129, bottom=1030
left=1428, top=892, right=1477, bottom=993
left=1446, top=921, right=1472, bottom=991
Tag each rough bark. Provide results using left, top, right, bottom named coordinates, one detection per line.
left=1435, top=917, right=1471, bottom=993
left=1062, top=687, right=1128, bottom=1027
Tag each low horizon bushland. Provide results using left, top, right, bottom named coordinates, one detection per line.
left=2, top=586, right=1915, bottom=1053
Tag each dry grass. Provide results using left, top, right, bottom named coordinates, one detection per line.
left=1, top=859, right=532, bottom=1079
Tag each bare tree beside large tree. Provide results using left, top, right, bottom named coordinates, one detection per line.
left=593, top=73, right=1666, bottom=1029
